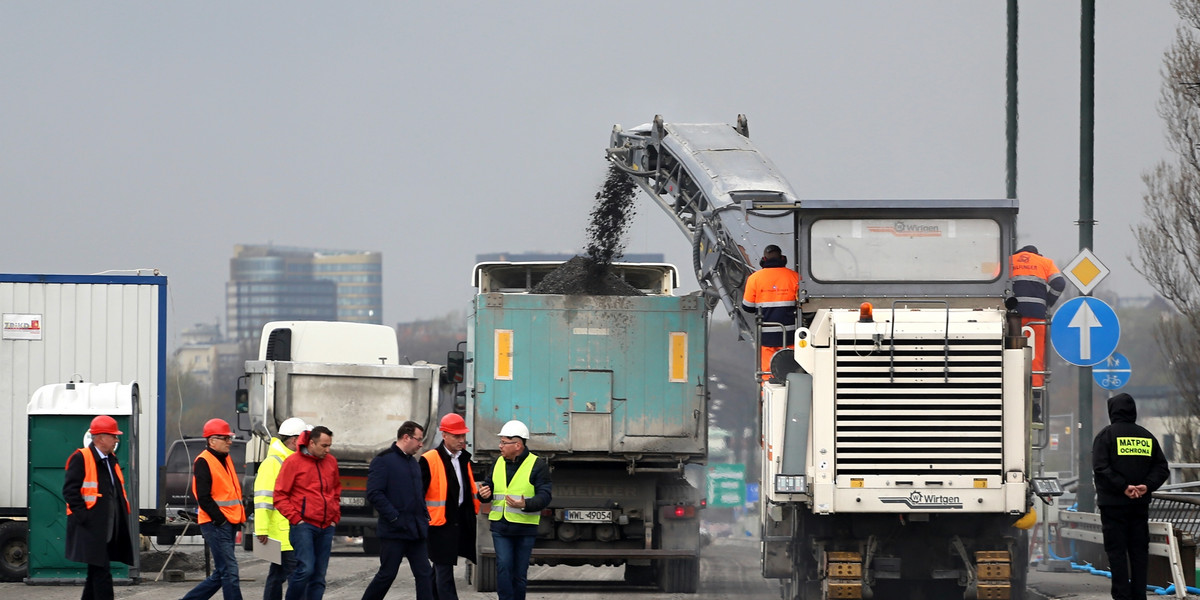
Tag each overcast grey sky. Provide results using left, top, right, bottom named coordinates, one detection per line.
left=1, top=2, right=1179, bottom=347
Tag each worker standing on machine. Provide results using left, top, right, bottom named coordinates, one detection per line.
left=742, top=244, right=800, bottom=373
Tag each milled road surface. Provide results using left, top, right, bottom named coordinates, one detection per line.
left=4, top=536, right=780, bottom=600
left=7, top=536, right=1139, bottom=599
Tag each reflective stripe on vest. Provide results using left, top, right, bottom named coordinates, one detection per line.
left=423, top=449, right=479, bottom=526
left=65, top=447, right=129, bottom=515
left=193, top=451, right=246, bottom=524
left=488, top=452, right=539, bottom=525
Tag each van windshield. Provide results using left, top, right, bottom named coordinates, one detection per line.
left=809, top=218, right=1001, bottom=282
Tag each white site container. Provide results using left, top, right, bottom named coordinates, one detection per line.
left=0, top=274, right=166, bottom=513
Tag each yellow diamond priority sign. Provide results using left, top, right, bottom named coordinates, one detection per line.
left=1063, top=248, right=1109, bottom=295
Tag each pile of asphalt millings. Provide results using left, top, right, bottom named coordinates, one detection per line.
left=140, top=548, right=205, bottom=573
left=530, top=164, right=643, bottom=296
left=531, top=255, right=643, bottom=296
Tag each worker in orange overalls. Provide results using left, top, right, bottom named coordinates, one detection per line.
left=741, top=244, right=801, bottom=374
left=1010, top=245, right=1066, bottom=422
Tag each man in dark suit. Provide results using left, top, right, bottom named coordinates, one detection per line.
left=63, top=415, right=135, bottom=600
left=419, top=414, right=479, bottom=600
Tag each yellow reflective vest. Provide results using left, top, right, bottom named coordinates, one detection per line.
left=488, top=452, right=540, bottom=525
left=254, top=437, right=294, bottom=551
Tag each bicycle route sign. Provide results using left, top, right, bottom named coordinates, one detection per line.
left=1092, top=351, right=1131, bottom=390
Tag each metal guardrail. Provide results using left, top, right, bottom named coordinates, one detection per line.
left=1150, top=492, right=1200, bottom=540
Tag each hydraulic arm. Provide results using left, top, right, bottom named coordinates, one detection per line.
left=606, top=115, right=799, bottom=339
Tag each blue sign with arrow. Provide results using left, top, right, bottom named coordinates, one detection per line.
left=1050, top=296, right=1120, bottom=367
left=1092, top=351, right=1131, bottom=390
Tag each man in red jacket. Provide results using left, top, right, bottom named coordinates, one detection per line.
left=274, top=425, right=341, bottom=600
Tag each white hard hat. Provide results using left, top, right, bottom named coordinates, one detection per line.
left=498, top=420, right=530, bottom=439
left=278, top=417, right=309, bottom=437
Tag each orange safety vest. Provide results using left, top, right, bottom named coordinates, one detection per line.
left=1010, top=251, right=1065, bottom=320
left=65, top=448, right=130, bottom=515
left=423, top=449, right=479, bottom=526
left=741, top=267, right=800, bottom=347
left=192, top=451, right=246, bottom=524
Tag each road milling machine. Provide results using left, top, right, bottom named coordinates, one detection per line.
left=607, top=115, right=1054, bottom=599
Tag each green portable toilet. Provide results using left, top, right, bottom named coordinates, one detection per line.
left=25, top=381, right=139, bottom=584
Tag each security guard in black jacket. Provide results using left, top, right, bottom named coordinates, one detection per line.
left=1092, top=393, right=1170, bottom=600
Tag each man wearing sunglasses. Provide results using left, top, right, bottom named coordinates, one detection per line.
left=182, top=418, right=246, bottom=600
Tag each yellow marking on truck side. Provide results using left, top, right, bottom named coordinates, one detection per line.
left=669, top=332, right=687, bottom=382
left=495, top=329, right=514, bottom=380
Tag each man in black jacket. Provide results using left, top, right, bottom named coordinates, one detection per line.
left=63, top=415, right=135, bottom=600
left=1092, top=393, right=1170, bottom=600
left=419, top=414, right=479, bottom=600
left=361, top=421, right=433, bottom=600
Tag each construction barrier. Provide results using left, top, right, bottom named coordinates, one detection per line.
left=1058, top=510, right=1190, bottom=599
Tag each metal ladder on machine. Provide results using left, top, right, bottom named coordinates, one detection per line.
left=1023, top=317, right=1071, bottom=574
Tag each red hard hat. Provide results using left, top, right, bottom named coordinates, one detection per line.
left=439, top=413, right=469, bottom=435
left=202, top=418, right=234, bottom=438
left=89, top=415, right=123, bottom=436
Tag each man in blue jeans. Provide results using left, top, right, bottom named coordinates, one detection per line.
left=476, top=420, right=552, bottom=600
left=274, top=426, right=341, bottom=600
left=182, top=418, right=246, bottom=600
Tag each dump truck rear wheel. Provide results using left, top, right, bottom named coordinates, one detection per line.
left=0, top=521, right=29, bottom=582
left=474, top=555, right=496, bottom=592
left=624, top=564, right=654, bottom=585
left=362, top=534, right=381, bottom=555
left=658, top=557, right=699, bottom=593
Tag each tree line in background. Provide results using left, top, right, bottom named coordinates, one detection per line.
left=1134, top=0, right=1200, bottom=466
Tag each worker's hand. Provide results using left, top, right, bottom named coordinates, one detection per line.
left=1135, top=484, right=1149, bottom=497
left=505, top=495, right=526, bottom=509
left=257, top=535, right=268, bottom=545
left=478, top=484, right=491, bottom=499
left=1125, top=485, right=1141, bottom=499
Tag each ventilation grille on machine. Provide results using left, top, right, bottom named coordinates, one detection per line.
left=834, top=334, right=1004, bottom=477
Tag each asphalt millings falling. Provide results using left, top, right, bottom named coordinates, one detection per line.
left=585, top=163, right=638, bottom=269
left=530, top=164, right=643, bottom=296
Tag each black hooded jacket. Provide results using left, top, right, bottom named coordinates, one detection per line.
left=1092, top=393, right=1169, bottom=507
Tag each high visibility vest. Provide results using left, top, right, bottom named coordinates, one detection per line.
left=1010, top=251, right=1065, bottom=319
left=193, top=450, right=246, bottom=525
left=741, top=267, right=800, bottom=348
left=423, top=449, right=479, bottom=526
left=253, top=437, right=294, bottom=550
left=488, top=453, right=540, bottom=525
left=65, top=448, right=129, bottom=515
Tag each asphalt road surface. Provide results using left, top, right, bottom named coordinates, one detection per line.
left=7, top=536, right=1148, bottom=600
left=3, top=536, right=781, bottom=600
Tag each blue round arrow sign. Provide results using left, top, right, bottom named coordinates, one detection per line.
left=1050, top=297, right=1120, bottom=367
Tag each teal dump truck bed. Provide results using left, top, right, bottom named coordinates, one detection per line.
left=467, top=262, right=707, bottom=464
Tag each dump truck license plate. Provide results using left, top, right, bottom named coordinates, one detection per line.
left=341, top=496, right=365, bottom=507
left=564, top=509, right=612, bottom=523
